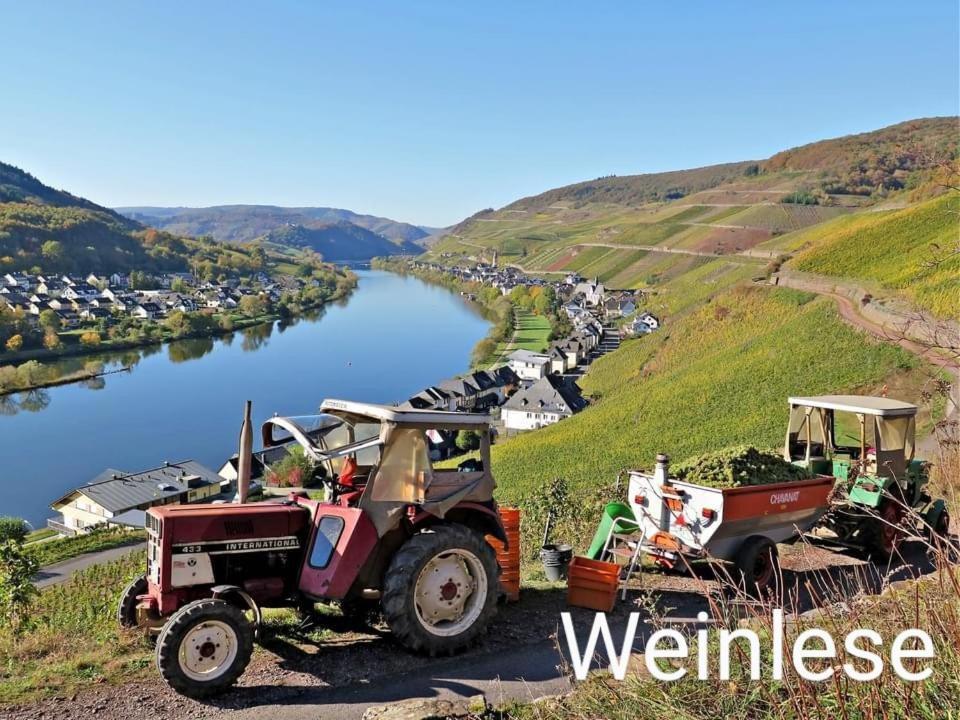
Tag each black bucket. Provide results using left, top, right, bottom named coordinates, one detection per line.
left=540, top=543, right=573, bottom=582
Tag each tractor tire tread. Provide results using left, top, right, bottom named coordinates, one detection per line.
left=117, top=574, right=148, bottom=628
left=734, top=536, right=779, bottom=598
left=381, top=524, right=498, bottom=657
left=155, top=598, right=254, bottom=698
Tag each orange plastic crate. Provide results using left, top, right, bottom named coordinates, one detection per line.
left=566, top=556, right=619, bottom=612
left=487, top=507, right=522, bottom=603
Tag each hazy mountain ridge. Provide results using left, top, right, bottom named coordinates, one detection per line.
left=118, top=205, right=432, bottom=245
left=260, top=220, right=421, bottom=261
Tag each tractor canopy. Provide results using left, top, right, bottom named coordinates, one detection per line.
left=784, top=395, right=917, bottom=481
left=262, top=399, right=496, bottom=535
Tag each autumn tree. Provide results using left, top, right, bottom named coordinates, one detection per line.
left=43, top=331, right=61, bottom=350
left=4, top=335, right=23, bottom=353
left=239, top=294, right=267, bottom=316
left=79, top=331, right=101, bottom=347
left=40, top=239, right=64, bottom=264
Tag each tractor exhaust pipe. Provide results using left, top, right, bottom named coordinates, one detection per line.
left=655, top=453, right=671, bottom=532
left=236, top=400, right=253, bottom=504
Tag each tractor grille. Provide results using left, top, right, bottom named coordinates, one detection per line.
left=146, top=512, right=161, bottom=535
left=146, top=514, right=161, bottom=584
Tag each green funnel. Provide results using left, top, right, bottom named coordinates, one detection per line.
left=587, top=501, right=640, bottom=560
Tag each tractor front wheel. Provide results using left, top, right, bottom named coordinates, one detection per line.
left=117, top=574, right=148, bottom=628
left=382, top=524, right=498, bottom=656
left=155, top=598, right=254, bottom=698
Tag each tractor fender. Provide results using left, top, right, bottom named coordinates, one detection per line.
left=211, top=585, right=262, bottom=636
left=923, top=499, right=947, bottom=533
left=410, top=502, right=509, bottom=547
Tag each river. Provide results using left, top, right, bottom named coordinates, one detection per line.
left=0, top=270, right=491, bottom=527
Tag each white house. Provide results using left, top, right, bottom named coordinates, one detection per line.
left=638, top=312, right=660, bottom=330
left=507, top=349, right=551, bottom=381
left=49, top=460, right=224, bottom=535
left=548, top=346, right=569, bottom=375
left=501, top=375, right=587, bottom=431
left=133, top=302, right=163, bottom=319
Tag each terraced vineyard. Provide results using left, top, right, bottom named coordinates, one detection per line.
left=787, top=193, right=960, bottom=318
left=716, top=204, right=851, bottom=233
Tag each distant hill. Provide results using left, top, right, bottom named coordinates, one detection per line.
left=117, top=204, right=432, bottom=249
left=762, top=116, right=958, bottom=196
left=261, top=220, right=421, bottom=261
left=429, top=117, right=959, bottom=270
left=0, top=162, right=270, bottom=276
left=499, top=161, right=758, bottom=214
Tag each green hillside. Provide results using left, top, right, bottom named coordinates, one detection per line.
left=490, top=286, right=923, bottom=502
left=426, top=118, right=958, bottom=282
left=786, top=193, right=960, bottom=318
left=0, top=162, right=292, bottom=276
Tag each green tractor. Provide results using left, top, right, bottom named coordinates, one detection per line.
left=784, top=395, right=950, bottom=560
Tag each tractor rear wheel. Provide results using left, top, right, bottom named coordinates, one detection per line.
left=866, top=500, right=904, bottom=563
left=155, top=598, right=254, bottom=698
left=382, top=524, right=498, bottom=656
left=117, top=574, right=148, bottom=628
left=734, top=536, right=780, bottom=598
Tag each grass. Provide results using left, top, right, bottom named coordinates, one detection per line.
left=23, top=528, right=57, bottom=544
left=788, top=193, right=960, bottom=318
left=488, top=285, right=926, bottom=505
left=27, top=526, right=146, bottom=566
left=510, top=567, right=960, bottom=720
left=512, top=309, right=552, bottom=352
left=0, top=551, right=151, bottom=704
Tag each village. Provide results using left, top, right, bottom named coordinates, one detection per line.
left=44, top=259, right=662, bottom=538
left=0, top=269, right=316, bottom=331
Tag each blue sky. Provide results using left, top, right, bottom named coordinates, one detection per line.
left=1, top=2, right=957, bottom=226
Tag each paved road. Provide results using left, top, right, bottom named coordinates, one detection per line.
left=228, top=634, right=579, bottom=720
left=32, top=542, right=146, bottom=588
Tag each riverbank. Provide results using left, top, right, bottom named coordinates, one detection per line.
left=372, top=257, right=560, bottom=367
left=0, top=278, right=357, bottom=396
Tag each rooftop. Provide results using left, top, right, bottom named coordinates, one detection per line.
left=51, top=460, right=222, bottom=514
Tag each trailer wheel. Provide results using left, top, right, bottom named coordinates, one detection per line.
left=117, top=574, right=148, bottom=628
left=382, top=524, right=498, bottom=656
left=155, top=598, right=254, bottom=698
left=734, top=537, right=779, bottom=598
left=866, top=500, right=904, bottom=562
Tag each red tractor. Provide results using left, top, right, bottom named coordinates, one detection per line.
left=117, top=399, right=508, bottom=697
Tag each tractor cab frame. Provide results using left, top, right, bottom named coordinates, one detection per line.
left=784, top=395, right=948, bottom=558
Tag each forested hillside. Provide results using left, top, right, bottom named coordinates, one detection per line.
left=0, top=162, right=279, bottom=277
left=261, top=220, right=421, bottom=261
